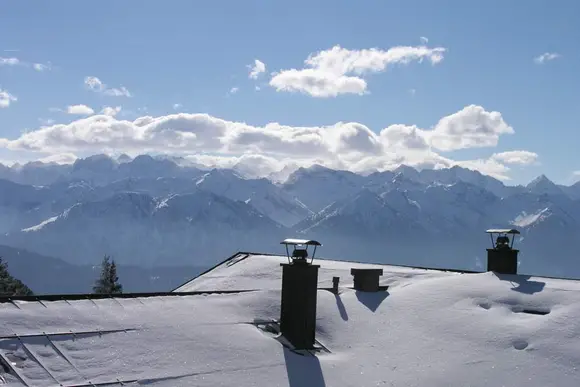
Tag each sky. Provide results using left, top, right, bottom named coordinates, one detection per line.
left=0, top=0, right=578, bottom=185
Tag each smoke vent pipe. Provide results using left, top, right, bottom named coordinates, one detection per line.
left=279, top=238, right=321, bottom=350
left=485, top=228, right=520, bottom=275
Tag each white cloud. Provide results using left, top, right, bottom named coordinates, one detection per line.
left=255, top=86, right=261, bottom=91
left=427, top=105, right=514, bottom=151
left=491, top=150, right=539, bottom=165
left=420, top=36, right=429, bottom=44
left=33, top=63, right=51, bottom=71
left=67, top=104, right=95, bottom=116
left=101, top=106, right=122, bottom=117
left=0, top=57, right=20, bottom=66
left=269, top=44, right=446, bottom=97
left=270, top=69, right=367, bottom=98
left=0, top=89, right=17, bottom=108
left=84, top=76, right=132, bottom=97
left=173, top=103, right=182, bottom=110
left=38, top=153, right=78, bottom=164
left=104, top=87, right=131, bottom=97
left=248, top=59, right=266, bottom=79
left=380, top=124, right=429, bottom=150
left=534, top=52, right=560, bottom=64
left=84, top=76, right=103, bottom=91
left=1, top=57, right=51, bottom=71
left=229, top=87, right=239, bottom=94
left=0, top=105, right=532, bottom=181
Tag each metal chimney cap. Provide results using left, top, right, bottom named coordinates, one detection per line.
left=486, top=228, right=520, bottom=250
left=280, top=238, right=322, bottom=246
left=281, top=238, right=322, bottom=265
left=485, top=228, right=520, bottom=235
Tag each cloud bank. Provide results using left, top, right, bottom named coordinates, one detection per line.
left=0, top=105, right=537, bottom=180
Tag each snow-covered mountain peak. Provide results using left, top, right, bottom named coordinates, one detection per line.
left=526, top=174, right=564, bottom=196
left=73, top=154, right=117, bottom=169
left=117, top=153, right=133, bottom=163
left=286, top=164, right=362, bottom=184
left=528, top=174, right=551, bottom=186
left=192, top=168, right=310, bottom=226
left=131, top=154, right=156, bottom=164
left=195, top=168, right=245, bottom=187
left=268, top=164, right=299, bottom=183
left=393, top=164, right=419, bottom=177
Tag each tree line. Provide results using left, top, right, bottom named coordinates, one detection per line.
left=0, top=255, right=123, bottom=296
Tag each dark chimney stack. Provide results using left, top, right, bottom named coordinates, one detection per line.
left=279, top=238, right=322, bottom=350
left=351, top=268, right=384, bottom=292
left=332, top=276, right=340, bottom=294
left=485, top=229, right=520, bottom=275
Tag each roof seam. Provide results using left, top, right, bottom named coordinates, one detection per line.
left=0, top=352, right=26, bottom=386
left=41, top=333, right=89, bottom=385
left=15, top=335, right=61, bottom=386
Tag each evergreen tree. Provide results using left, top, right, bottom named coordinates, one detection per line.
left=0, top=258, right=33, bottom=296
left=108, top=260, right=123, bottom=294
left=93, top=255, right=123, bottom=294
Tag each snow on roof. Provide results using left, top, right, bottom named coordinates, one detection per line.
left=1, top=254, right=580, bottom=386
left=175, top=253, right=463, bottom=293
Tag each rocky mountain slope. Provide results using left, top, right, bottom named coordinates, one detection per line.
left=1, top=154, right=580, bottom=282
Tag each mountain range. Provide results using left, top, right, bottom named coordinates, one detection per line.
left=2, top=153, right=580, bottom=292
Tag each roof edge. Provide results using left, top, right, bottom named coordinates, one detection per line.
left=171, top=251, right=279, bottom=292
left=0, top=289, right=255, bottom=303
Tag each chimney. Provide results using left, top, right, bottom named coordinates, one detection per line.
left=485, top=228, right=520, bottom=274
left=279, top=238, right=322, bottom=350
left=332, top=276, right=340, bottom=294
left=351, top=268, right=384, bottom=292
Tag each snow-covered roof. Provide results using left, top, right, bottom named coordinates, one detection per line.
left=2, top=253, right=580, bottom=386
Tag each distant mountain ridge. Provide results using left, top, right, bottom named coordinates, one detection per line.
left=2, top=153, right=579, bottom=190
left=4, top=190, right=283, bottom=267
left=2, top=154, right=580, bottom=285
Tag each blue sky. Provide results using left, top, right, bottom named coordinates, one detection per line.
left=0, top=0, right=578, bottom=185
